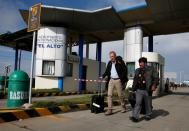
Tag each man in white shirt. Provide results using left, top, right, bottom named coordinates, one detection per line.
left=103, top=51, right=128, bottom=115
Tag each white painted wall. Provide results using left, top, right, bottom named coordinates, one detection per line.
left=63, top=62, right=79, bottom=92
left=83, top=59, right=106, bottom=92
left=35, top=77, right=58, bottom=89
left=35, top=58, right=106, bottom=92
left=36, top=26, right=67, bottom=77
left=142, top=52, right=165, bottom=65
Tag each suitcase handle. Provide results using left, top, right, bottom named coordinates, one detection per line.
left=97, top=77, right=103, bottom=96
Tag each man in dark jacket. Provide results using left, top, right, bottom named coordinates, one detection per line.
left=102, top=51, right=128, bottom=115
left=130, top=57, right=159, bottom=122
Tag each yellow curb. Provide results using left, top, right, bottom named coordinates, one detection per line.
left=35, top=108, right=52, bottom=116
left=77, top=104, right=88, bottom=110
left=12, top=110, right=30, bottom=119
left=44, top=93, right=49, bottom=97
left=58, top=106, right=70, bottom=112
left=58, top=92, right=63, bottom=96
left=0, top=109, right=24, bottom=113
left=0, top=118, right=5, bottom=123
left=52, top=93, right=57, bottom=96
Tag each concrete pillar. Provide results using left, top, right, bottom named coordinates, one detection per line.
left=69, top=43, right=72, bottom=54
left=58, top=77, right=64, bottom=91
left=78, top=34, right=84, bottom=92
left=96, top=42, right=102, bottom=77
left=14, top=44, right=18, bottom=71
left=35, top=26, right=67, bottom=92
left=148, top=35, right=153, bottom=52
left=123, top=26, right=143, bottom=69
left=86, top=43, right=89, bottom=59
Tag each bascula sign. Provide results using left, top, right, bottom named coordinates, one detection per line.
left=27, top=3, right=41, bottom=32
left=37, top=44, right=64, bottom=48
left=9, top=91, right=28, bottom=100
left=37, top=35, right=65, bottom=48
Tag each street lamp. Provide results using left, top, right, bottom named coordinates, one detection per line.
left=4, top=64, right=11, bottom=94
left=180, top=71, right=184, bottom=87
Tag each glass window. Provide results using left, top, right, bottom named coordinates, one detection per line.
left=147, top=62, right=159, bottom=72
left=66, top=63, right=73, bottom=77
left=42, top=61, right=55, bottom=75
left=127, top=62, right=135, bottom=79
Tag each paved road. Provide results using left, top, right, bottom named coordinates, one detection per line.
left=1, top=88, right=189, bottom=131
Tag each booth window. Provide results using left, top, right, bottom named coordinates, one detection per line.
left=66, top=63, right=73, bottom=76
left=127, top=62, right=135, bottom=79
left=42, top=61, right=55, bottom=75
left=147, top=62, right=159, bottom=72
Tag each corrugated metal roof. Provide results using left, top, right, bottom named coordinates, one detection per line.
left=1, top=0, right=189, bottom=51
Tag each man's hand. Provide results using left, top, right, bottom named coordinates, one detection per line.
left=151, top=85, right=156, bottom=91
left=99, top=76, right=103, bottom=79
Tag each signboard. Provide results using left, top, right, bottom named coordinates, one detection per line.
left=67, top=55, right=80, bottom=63
left=27, top=3, right=41, bottom=32
left=9, top=91, right=28, bottom=100
left=36, top=26, right=67, bottom=60
left=35, top=26, right=67, bottom=77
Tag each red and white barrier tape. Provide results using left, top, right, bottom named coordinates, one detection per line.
left=74, top=78, right=107, bottom=83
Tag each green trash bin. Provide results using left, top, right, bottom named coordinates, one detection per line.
left=7, top=71, right=29, bottom=108
left=0, top=76, right=5, bottom=90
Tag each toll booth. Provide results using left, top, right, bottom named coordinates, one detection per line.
left=34, top=26, right=106, bottom=92
left=126, top=52, right=165, bottom=96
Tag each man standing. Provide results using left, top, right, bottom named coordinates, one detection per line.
left=165, top=78, right=170, bottom=93
left=130, top=57, right=159, bottom=122
left=102, top=51, right=128, bottom=115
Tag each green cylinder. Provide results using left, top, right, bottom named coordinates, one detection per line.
left=0, top=76, right=5, bottom=90
left=7, top=71, right=29, bottom=108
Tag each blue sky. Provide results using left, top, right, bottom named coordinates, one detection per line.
left=0, top=0, right=189, bottom=82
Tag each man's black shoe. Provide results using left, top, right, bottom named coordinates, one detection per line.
left=129, top=116, right=139, bottom=123
left=144, top=116, right=151, bottom=121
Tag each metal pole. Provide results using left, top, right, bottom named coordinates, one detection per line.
left=148, top=35, right=153, bottom=52
left=18, top=50, right=22, bottom=70
left=86, top=44, right=89, bottom=59
left=4, top=65, right=10, bottom=95
left=4, top=67, right=8, bottom=95
left=180, top=71, right=182, bottom=87
left=78, top=34, right=84, bottom=92
left=14, top=45, right=18, bottom=71
left=97, top=42, right=102, bottom=77
left=29, top=31, right=36, bottom=104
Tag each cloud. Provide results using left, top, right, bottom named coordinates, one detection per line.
left=14, top=0, right=28, bottom=10
left=144, top=33, right=189, bottom=81
left=111, top=0, right=146, bottom=11
left=0, top=0, right=26, bottom=34
left=0, top=45, right=14, bottom=53
left=143, top=33, right=189, bottom=55
left=63, top=0, right=146, bottom=11
left=82, top=33, right=189, bottom=81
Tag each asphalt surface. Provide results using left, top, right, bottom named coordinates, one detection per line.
left=1, top=87, right=189, bottom=131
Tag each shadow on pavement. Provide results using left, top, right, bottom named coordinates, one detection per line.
left=137, top=109, right=169, bottom=122
left=151, top=109, right=170, bottom=119
left=170, top=91, right=189, bottom=96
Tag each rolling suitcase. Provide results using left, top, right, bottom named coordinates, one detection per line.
left=90, top=78, right=105, bottom=114
left=128, top=92, right=146, bottom=114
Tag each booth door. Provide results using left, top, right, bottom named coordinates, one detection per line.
left=81, top=65, right=87, bottom=91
